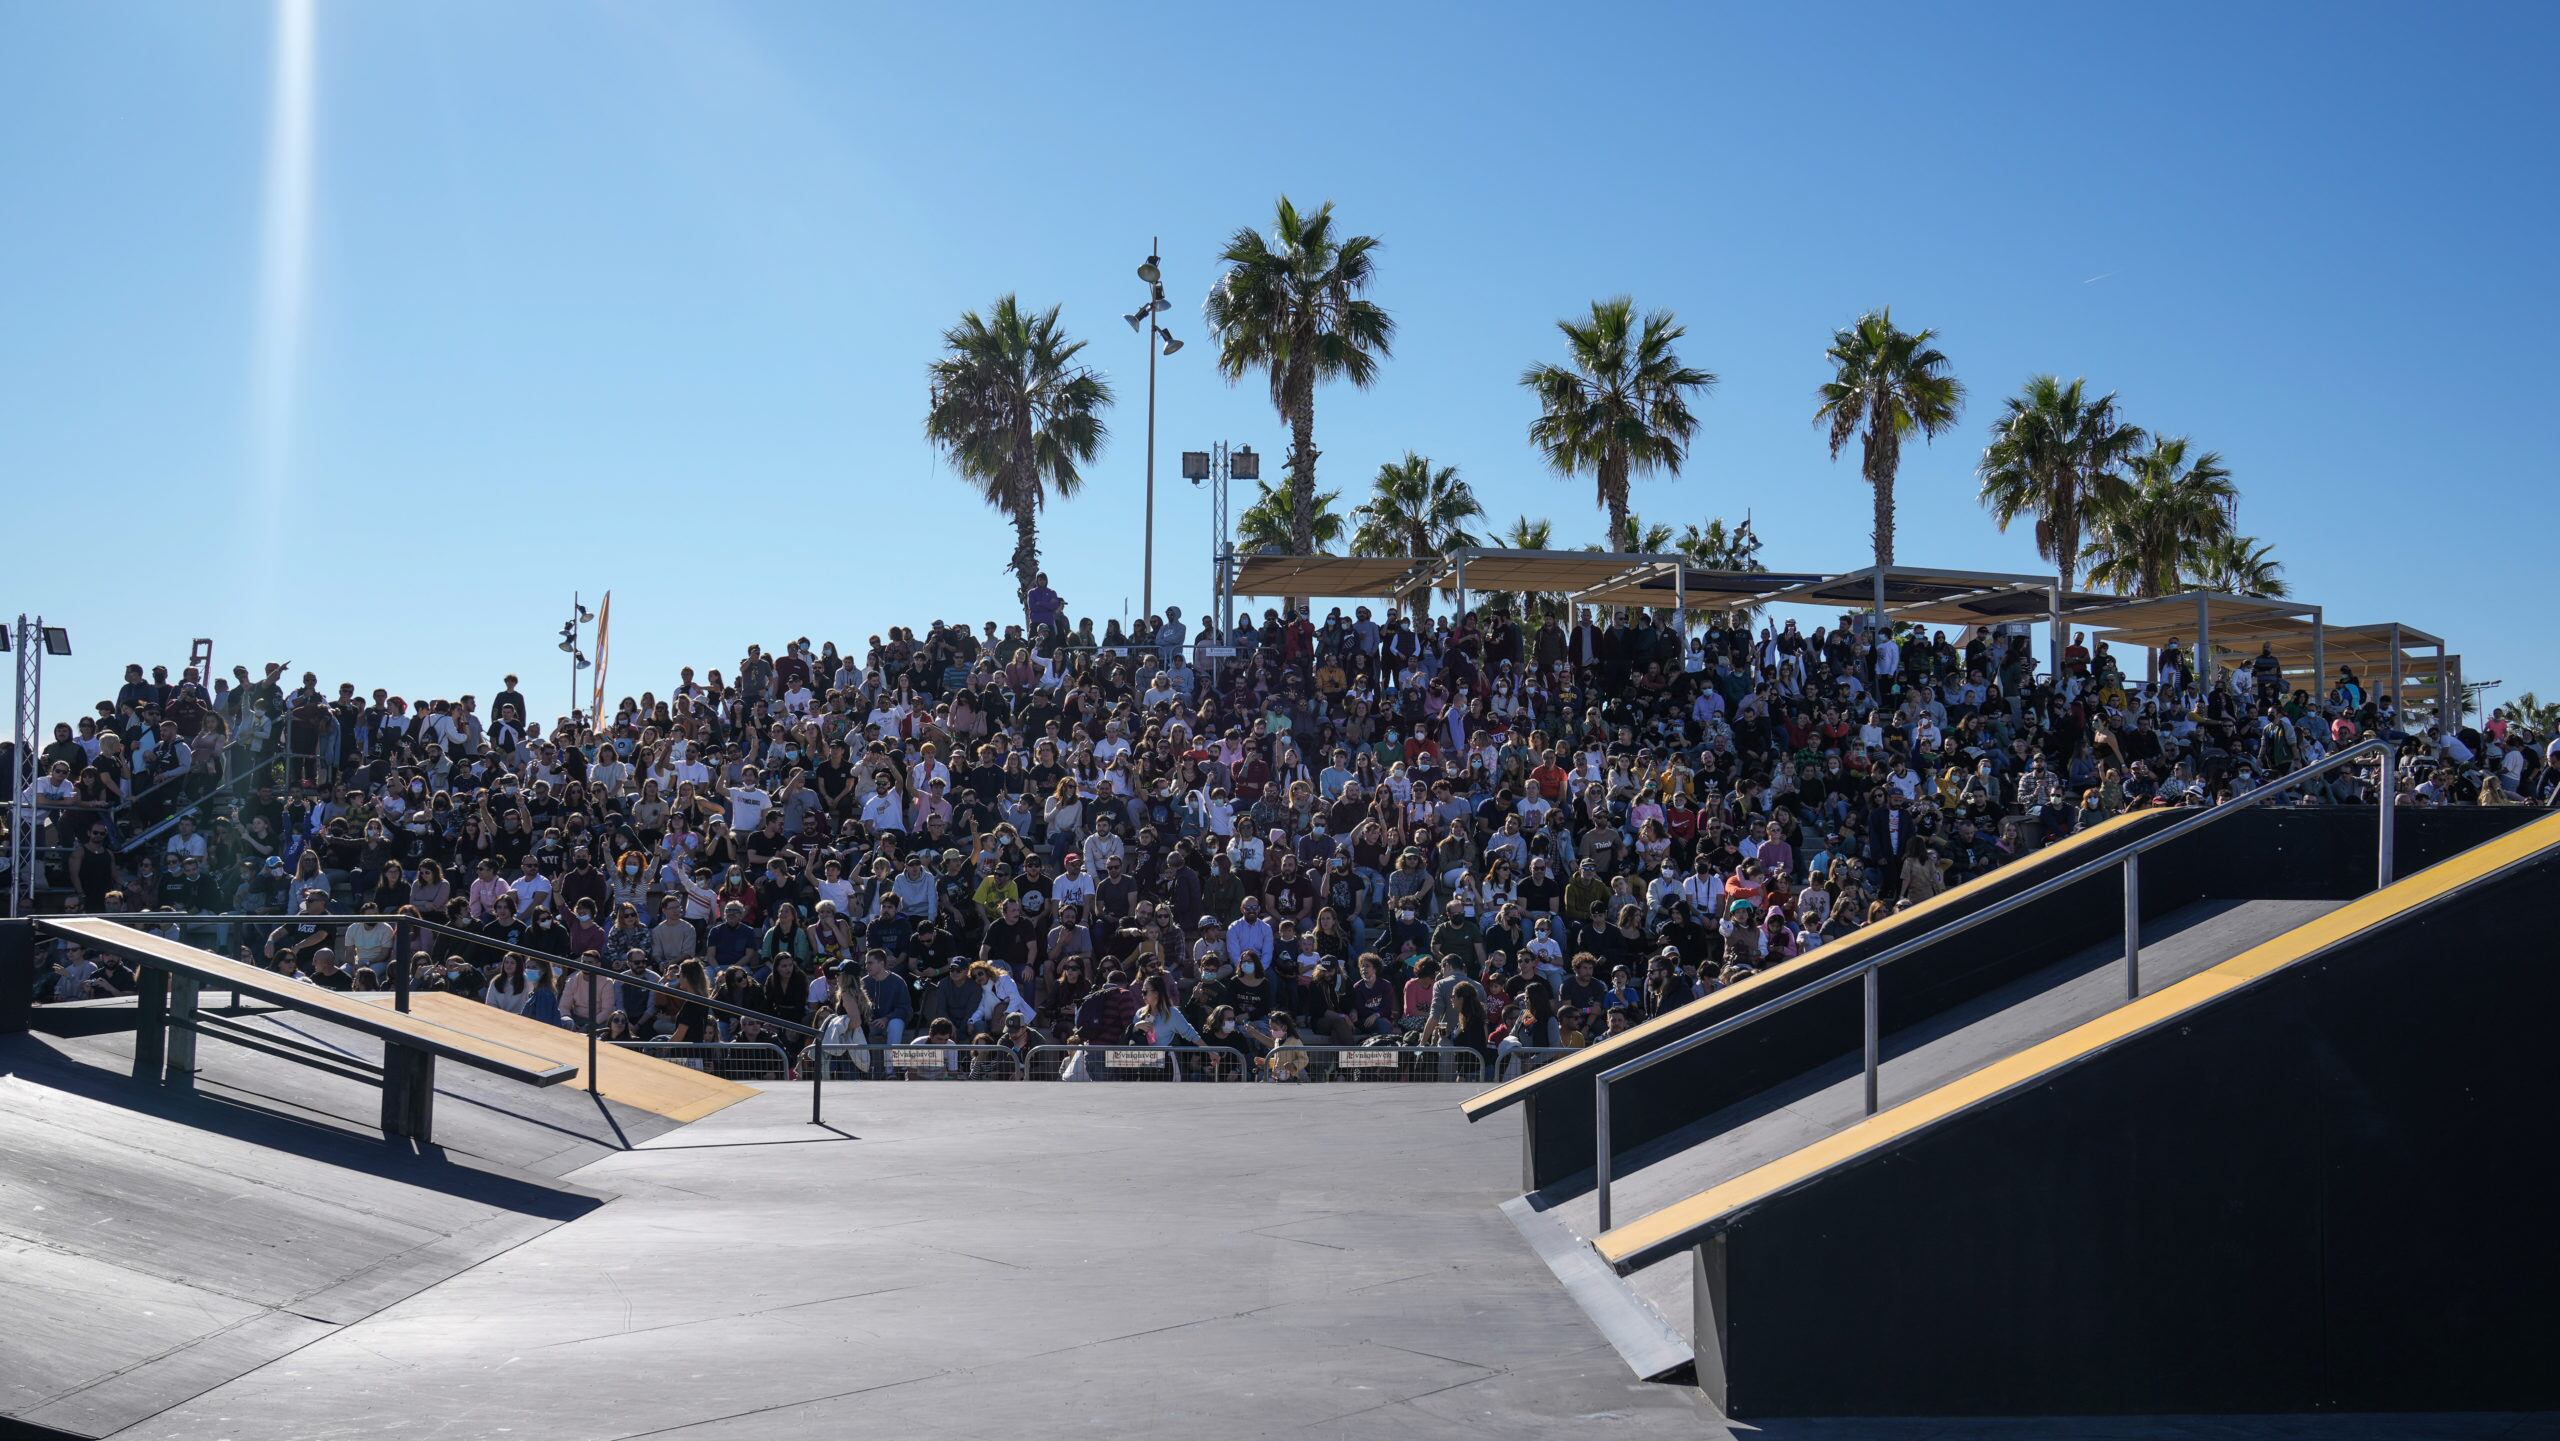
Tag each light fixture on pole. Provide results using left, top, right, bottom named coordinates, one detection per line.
left=1133, top=239, right=1183, bottom=620
left=559, top=594, right=593, bottom=728
left=7, top=613, right=67, bottom=917
left=1182, top=443, right=1258, bottom=645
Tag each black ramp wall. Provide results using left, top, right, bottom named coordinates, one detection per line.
left=1524, top=807, right=2532, bottom=1194
left=1700, top=841, right=2560, bottom=1417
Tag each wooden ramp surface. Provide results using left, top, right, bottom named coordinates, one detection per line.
left=41, top=916, right=569, bottom=1085
left=348, top=992, right=757, bottom=1124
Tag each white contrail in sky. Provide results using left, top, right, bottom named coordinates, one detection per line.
left=250, top=0, right=315, bottom=548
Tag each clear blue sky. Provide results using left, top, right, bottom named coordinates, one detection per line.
left=4, top=2, right=2552, bottom=730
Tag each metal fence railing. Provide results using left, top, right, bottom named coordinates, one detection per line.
left=1491, top=1045, right=1581, bottom=1081
left=1025, top=1044, right=1249, bottom=1082
left=830, top=1043, right=1026, bottom=1081
left=612, top=1040, right=795, bottom=1080
left=1269, top=1045, right=1487, bottom=1083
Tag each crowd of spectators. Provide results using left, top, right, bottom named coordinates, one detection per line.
left=16, top=580, right=2551, bottom=1081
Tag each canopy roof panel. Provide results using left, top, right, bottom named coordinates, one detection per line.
left=1752, top=565, right=2107, bottom=627
left=1574, top=566, right=1829, bottom=611
left=2068, top=592, right=2320, bottom=649
left=1229, top=554, right=1433, bottom=599
left=1436, top=548, right=1686, bottom=595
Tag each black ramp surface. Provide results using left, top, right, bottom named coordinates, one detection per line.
left=0, top=1032, right=605, bottom=1438
left=1518, top=896, right=2340, bottom=1370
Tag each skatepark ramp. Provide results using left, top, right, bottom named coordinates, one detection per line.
left=1595, top=807, right=2560, bottom=1416
left=34, top=916, right=577, bottom=1144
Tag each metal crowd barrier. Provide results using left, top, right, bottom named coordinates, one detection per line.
left=851, top=1043, right=1025, bottom=1081
left=612, top=1040, right=795, bottom=1080
left=1025, top=1044, right=1248, bottom=1082
left=1492, top=1045, right=1580, bottom=1081
left=1270, top=1045, right=1487, bottom=1083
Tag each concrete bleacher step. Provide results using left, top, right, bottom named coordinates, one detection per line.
left=1513, top=894, right=2342, bottom=1378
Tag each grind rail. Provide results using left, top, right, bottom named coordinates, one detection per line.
left=33, top=909, right=830, bottom=1124
left=1591, top=738, right=2398, bottom=1233
left=35, top=915, right=576, bottom=1145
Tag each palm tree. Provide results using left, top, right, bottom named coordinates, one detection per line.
left=1976, top=375, right=2145, bottom=598
left=1236, top=479, right=1345, bottom=555
left=1488, top=515, right=1556, bottom=623
left=924, top=295, right=1114, bottom=595
left=1522, top=298, right=1716, bottom=548
left=1607, top=515, right=1676, bottom=553
left=1351, top=452, right=1483, bottom=620
left=2081, top=437, right=2238, bottom=598
left=2506, top=692, right=2560, bottom=735
left=1676, top=516, right=1763, bottom=573
left=1676, top=516, right=1767, bottom=629
left=1813, top=309, right=1963, bottom=569
left=1205, top=198, right=1394, bottom=555
left=2189, top=532, right=2288, bottom=598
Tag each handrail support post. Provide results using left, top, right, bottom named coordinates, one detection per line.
left=1595, top=1077, right=1613, bottom=1234
left=2123, top=852, right=2142, bottom=1002
left=1861, top=967, right=1881, bottom=1117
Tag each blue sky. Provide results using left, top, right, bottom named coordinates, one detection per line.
left=4, top=2, right=2552, bottom=729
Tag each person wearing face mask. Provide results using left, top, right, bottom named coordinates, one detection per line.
left=606, top=849, right=653, bottom=914
left=1224, top=951, right=1275, bottom=1035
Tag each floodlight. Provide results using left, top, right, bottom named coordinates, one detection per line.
left=1231, top=446, right=1260, bottom=481
left=42, top=627, right=71, bottom=656
left=1181, top=451, right=1212, bottom=482
left=1159, top=331, right=1183, bottom=356
left=1136, top=257, right=1161, bottom=285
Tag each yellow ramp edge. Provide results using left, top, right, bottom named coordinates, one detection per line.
left=44, top=917, right=569, bottom=1080
left=1463, top=810, right=2157, bottom=1120
left=348, top=993, right=758, bottom=1124
left=1594, top=810, right=2560, bottom=1271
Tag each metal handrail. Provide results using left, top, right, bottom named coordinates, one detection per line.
left=41, top=908, right=831, bottom=1123
left=1590, top=737, right=2398, bottom=1233
left=113, top=749, right=285, bottom=857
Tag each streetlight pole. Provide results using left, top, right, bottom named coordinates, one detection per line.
left=1129, top=244, right=1182, bottom=622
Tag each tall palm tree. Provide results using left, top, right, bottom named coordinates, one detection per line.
left=1676, top=516, right=1762, bottom=573
left=1976, top=375, right=2144, bottom=598
left=924, top=295, right=1113, bottom=595
left=1606, top=515, right=1676, bottom=553
left=2190, top=532, right=2288, bottom=598
left=2506, top=692, right=2560, bottom=735
left=1677, top=516, right=1766, bottom=629
left=1490, top=515, right=1556, bottom=623
left=1522, top=298, right=1716, bottom=548
left=2080, top=436, right=2238, bottom=598
left=1813, top=309, right=1963, bottom=569
left=1351, top=452, right=1482, bottom=620
left=1205, top=198, right=1394, bottom=555
left=1236, top=479, right=1345, bottom=555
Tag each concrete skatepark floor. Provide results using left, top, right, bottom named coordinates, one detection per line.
left=109, top=1082, right=1719, bottom=1441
